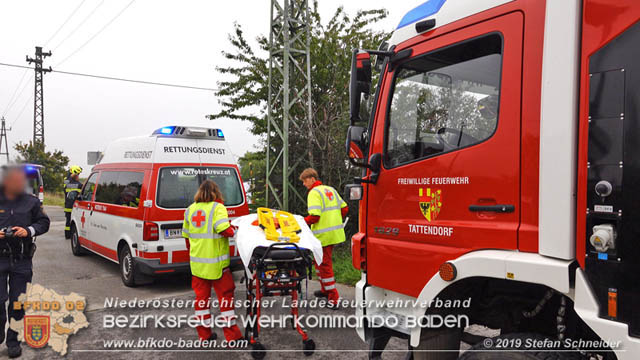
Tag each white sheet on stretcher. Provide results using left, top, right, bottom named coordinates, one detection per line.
left=230, top=214, right=323, bottom=274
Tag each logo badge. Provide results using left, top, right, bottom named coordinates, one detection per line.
left=419, top=188, right=442, bottom=222
left=24, top=315, right=50, bottom=348
left=191, top=210, right=207, bottom=228
left=324, top=189, right=334, bottom=201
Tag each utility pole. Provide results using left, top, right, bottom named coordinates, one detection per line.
left=266, top=0, right=313, bottom=212
left=26, top=46, right=52, bottom=147
left=0, top=117, right=10, bottom=163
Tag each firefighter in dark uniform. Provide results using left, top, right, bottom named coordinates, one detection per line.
left=0, top=165, right=50, bottom=358
left=63, top=165, right=82, bottom=239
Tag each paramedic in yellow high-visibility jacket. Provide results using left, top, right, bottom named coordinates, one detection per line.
left=300, top=168, right=348, bottom=309
left=182, top=179, right=243, bottom=342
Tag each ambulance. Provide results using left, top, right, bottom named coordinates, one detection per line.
left=69, top=126, right=248, bottom=286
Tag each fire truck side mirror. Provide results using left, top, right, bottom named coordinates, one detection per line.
left=346, top=125, right=367, bottom=162
left=350, top=49, right=372, bottom=125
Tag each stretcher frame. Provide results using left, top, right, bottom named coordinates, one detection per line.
left=243, top=242, right=316, bottom=359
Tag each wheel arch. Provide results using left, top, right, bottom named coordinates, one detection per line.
left=408, top=250, right=575, bottom=347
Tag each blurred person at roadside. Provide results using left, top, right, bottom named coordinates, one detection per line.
left=0, top=165, right=50, bottom=358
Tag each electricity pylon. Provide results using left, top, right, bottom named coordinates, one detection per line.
left=266, top=0, right=313, bottom=212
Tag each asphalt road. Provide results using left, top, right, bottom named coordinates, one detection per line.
left=8, top=206, right=408, bottom=359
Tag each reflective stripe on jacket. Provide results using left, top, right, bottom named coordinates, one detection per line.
left=64, top=179, right=82, bottom=212
left=307, top=184, right=346, bottom=247
left=182, top=201, right=231, bottom=280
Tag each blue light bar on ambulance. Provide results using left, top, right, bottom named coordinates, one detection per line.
left=397, top=0, right=446, bottom=29
left=152, top=126, right=225, bottom=140
left=159, top=126, right=175, bottom=135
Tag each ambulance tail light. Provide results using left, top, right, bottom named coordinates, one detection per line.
left=351, top=232, right=366, bottom=271
left=38, top=186, right=44, bottom=203
left=143, top=222, right=159, bottom=241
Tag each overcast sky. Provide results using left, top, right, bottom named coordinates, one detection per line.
left=0, top=0, right=418, bottom=176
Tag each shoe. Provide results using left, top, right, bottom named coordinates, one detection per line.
left=314, top=290, right=328, bottom=298
left=326, top=299, right=341, bottom=310
left=8, top=345, right=21, bottom=358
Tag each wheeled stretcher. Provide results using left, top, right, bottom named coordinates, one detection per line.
left=231, top=210, right=324, bottom=359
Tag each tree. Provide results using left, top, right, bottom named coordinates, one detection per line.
left=14, top=142, right=69, bottom=192
left=237, top=151, right=266, bottom=211
left=210, top=1, right=389, bottom=227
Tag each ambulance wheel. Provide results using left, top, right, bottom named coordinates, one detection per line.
left=70, top=226, right=86, bottom=256
left=302, top=339, right=315, bottom=356
left=251, top=342, right=266, bottom=359
left=119, top=246, right=137, bottom=287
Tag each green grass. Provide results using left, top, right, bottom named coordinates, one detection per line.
left=311, top=243, right=361, bottom=286
left=332, top=243, right=361, bottom=286
left=43, top=192, right=65, bottom=207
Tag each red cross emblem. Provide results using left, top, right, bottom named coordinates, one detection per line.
left=191, top=210, right=206, bottom=228
left=324, top=189, right=334, bottom=201
left=80, top=212, right=86, bottom=229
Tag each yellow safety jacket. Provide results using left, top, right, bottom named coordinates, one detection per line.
left=182, top=201, right=231, bottom=280
left=307, top=184, right=347, bottom=247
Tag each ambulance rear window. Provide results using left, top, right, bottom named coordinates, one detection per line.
left=156, top=167, right=244, bottom=208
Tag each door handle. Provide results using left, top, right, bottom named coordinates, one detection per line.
left=469, top=204, right=515, bottom=213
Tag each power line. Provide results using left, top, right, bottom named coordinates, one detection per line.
left=51, top=0, right=105, bottom=52
left=1, top=69, right=29, bottom=117
left=3, top=0, right=88, bottom=119
left=44, top=0, right=88, bottom=47
left=0, top=62, right=217, bottom=91
left=55, top=0, right=136, bottom=67
left=10, top=95, right=34, bottom=129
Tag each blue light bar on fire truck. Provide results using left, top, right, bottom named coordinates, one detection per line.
left=397, top=0, right=446, bottom=29
left=152, top=126, right=225, bottom=139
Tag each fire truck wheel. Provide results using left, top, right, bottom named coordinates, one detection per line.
left=414, top=327, right=462, bottom=360
left=458, top=333, right=584, bottom=360
left=251, top=342, right=266, bottom=359
left=119, top=245, right=137, bottom=287
left=70, top=226, right=87, bottom=256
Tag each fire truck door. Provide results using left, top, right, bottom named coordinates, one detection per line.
left=366, top=13, right=523, bottom=296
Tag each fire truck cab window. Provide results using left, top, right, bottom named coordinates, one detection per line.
left=385, top=34, right=502, bottom=167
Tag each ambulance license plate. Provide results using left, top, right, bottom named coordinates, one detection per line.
left=165, top=229, right=182, bottom=239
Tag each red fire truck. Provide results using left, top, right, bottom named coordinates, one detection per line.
left=345, top=0, right=640, bottom=359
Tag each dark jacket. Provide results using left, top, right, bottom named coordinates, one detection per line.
left=64, top=178, right=82, bottom=211
left=0, top=189, right=50, bottom=254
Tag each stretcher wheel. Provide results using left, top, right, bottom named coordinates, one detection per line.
left=303, top=339, right=315, bottom=356
left=251, top=342, right=266, bottom=359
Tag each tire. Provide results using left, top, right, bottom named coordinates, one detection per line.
left=458, top=333, right=585, bottom=360
left=119, top=245, right=137, bottom=287
left=303, top=339, right=315, bottom=356
left=70, top=225, right=86, bottom=256
left=413, top=327, right=462, bottom=360
left=251, top=343, right=266, bottom=360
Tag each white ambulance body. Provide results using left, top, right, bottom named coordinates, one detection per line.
left=69, top=126, right=249, bottom=286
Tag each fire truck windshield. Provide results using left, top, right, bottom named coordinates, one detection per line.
left=385, top=33, right=502, bottom=167
left=156, top=166, right=244, bottom=208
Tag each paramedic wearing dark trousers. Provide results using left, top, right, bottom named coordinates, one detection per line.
left=299, top=168, right=348, bottom=308
left=182, top=179, right=243, bottom=343
left=63, top=165, right=82, bottom=239
left=0, top=166, right=50, bottom=358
